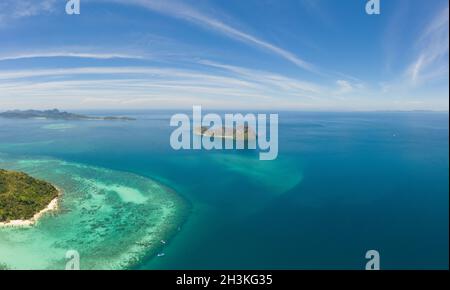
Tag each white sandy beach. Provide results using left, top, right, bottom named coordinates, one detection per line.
left=0, top=188, right=61, bottom=228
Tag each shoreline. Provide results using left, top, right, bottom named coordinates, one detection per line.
left=0, top=157, right=191, bottom=269
left=193, top=126, right=256, bottom=141
left=0, top=187, right=61, bottom=228
left=193, top=127, right=235, bottom=139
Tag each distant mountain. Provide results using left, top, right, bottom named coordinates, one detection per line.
left=0, top=109, right=136, bottom=121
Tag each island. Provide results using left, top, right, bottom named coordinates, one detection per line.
left=0, top=169, right=60, bottom=227
left=0, top=109, right=136, bottom=121
left=194, top=125, right=256, bottom=141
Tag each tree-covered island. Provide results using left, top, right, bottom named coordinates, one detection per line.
left=0, top=169, right=59, bottom=224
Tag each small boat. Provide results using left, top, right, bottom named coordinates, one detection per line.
left=157, top=253, right=165, bottom=257
left=160, top=240, right=166, bottom=244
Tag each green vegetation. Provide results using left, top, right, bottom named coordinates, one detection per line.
left=0, top=169, right=58, bottom=222
left=200, top=124, right=255, bottom=141
left=0, top=109, right=136, bottom=121
left=0, top=263, right=9, bottom=270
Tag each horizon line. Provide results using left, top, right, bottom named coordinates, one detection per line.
left=1, top=107, right=448, bottom=114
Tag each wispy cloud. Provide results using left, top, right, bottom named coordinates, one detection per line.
left=110, top=0, right=318, bottom=73
left=378, top=3, right=449, bottom=110
left=0, top=0, right=57, bottom=24
left=336, top=80, right=354, bottom=94
left=0, top=63, right=331, bottom=109
left=0, top=0, right=446, bottom=111
left=405, top=6, right=449, bottom=85
left=0, top=52, right=146, bottom=61
left=198, top=60, right=323, bottom=95
left=0, top=62, right=443, bottom=110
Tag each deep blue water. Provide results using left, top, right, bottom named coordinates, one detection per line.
left=0, top=111, right=448, bottom=269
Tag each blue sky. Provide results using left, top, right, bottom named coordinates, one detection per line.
left=0, top=0, right=448, bottom=110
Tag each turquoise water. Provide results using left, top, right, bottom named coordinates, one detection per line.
left=0, top=111, right=448, bottom=269
left=0, top=155, right=188, bottom=270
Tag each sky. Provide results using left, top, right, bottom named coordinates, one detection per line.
left=0, top=0, right=448, bottom=111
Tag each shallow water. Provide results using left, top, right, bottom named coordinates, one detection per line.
left=0, top=155, right=188, bottom=270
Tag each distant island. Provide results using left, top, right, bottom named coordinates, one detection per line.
left=0, top=169, right=60, bottom=227
left=0, top=109, right=136, bottom=121
left=194, top=125, right=256, bottom=141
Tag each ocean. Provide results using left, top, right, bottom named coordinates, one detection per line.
left=0, top=111, right=448, bottom=269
